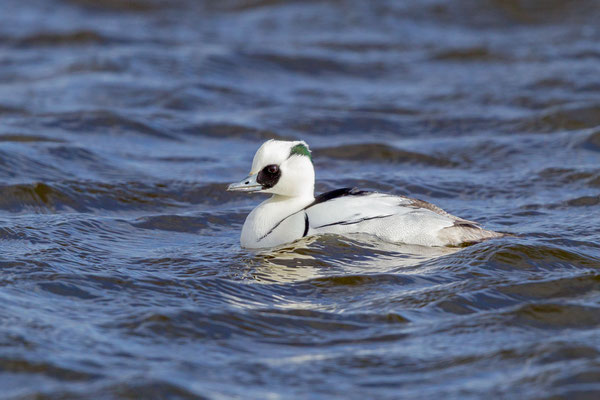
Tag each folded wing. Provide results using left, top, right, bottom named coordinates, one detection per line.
left=304, top=189, right=501, bottom=246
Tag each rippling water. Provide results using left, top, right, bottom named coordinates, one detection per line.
left=1, top=0, right=600, bottom=398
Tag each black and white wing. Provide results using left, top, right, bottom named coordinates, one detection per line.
left=303, top=188, right=501, bottom=246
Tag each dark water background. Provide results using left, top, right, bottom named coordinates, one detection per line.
left=1, top=0, right=600, bottom=398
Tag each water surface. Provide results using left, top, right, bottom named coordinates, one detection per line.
left=1, top=0, right=600, bottom=398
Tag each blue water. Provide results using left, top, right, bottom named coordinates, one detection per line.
left=1, top=0, right=600, bottom=398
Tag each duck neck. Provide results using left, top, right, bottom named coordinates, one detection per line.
left=263, top=193, right=315, bottom=213
left=254, top=193, right=314, bottom=228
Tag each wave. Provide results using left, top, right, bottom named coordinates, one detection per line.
left=39, top=110, right=178, bottom=140
left=315, top=143, right=456, bottom=167
left=9, top=30, right=108, bottom=47
left=518, top=104, right=600, bottom=133
left=0, top=181, right=240, bottom=213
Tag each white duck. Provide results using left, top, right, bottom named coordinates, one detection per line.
left=227, top=139, right=504, bottom=249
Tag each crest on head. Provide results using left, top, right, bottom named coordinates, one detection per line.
left=289, top=143, right=313, bottom=164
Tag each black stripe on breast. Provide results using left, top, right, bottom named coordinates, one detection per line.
left=303, top=213, right=309, bottom=237
left=257, top=210, right=308, bottom=242
left=257, top=217, right=284, bottom=242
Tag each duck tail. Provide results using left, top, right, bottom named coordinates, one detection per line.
left=438, top=221, right=506, bottom=246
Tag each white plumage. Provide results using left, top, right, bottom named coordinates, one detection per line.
left=228, top=140, right=503, bottom=249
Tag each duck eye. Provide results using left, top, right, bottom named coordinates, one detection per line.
left=265, top=165, right=279, bottom=174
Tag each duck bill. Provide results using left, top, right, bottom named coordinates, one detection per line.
left=227, top=173, right=263, bottom=192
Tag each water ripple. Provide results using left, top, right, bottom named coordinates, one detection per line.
left=1, top=0, right=600, bottom=398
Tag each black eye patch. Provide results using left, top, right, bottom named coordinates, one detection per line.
left=257, top=164, right=281, bottom=189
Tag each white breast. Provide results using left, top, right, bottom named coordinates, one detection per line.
left=240, top=195, right=313, bottom=249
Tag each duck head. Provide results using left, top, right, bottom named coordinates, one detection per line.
left=227, top=139, right=315, bottom=198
